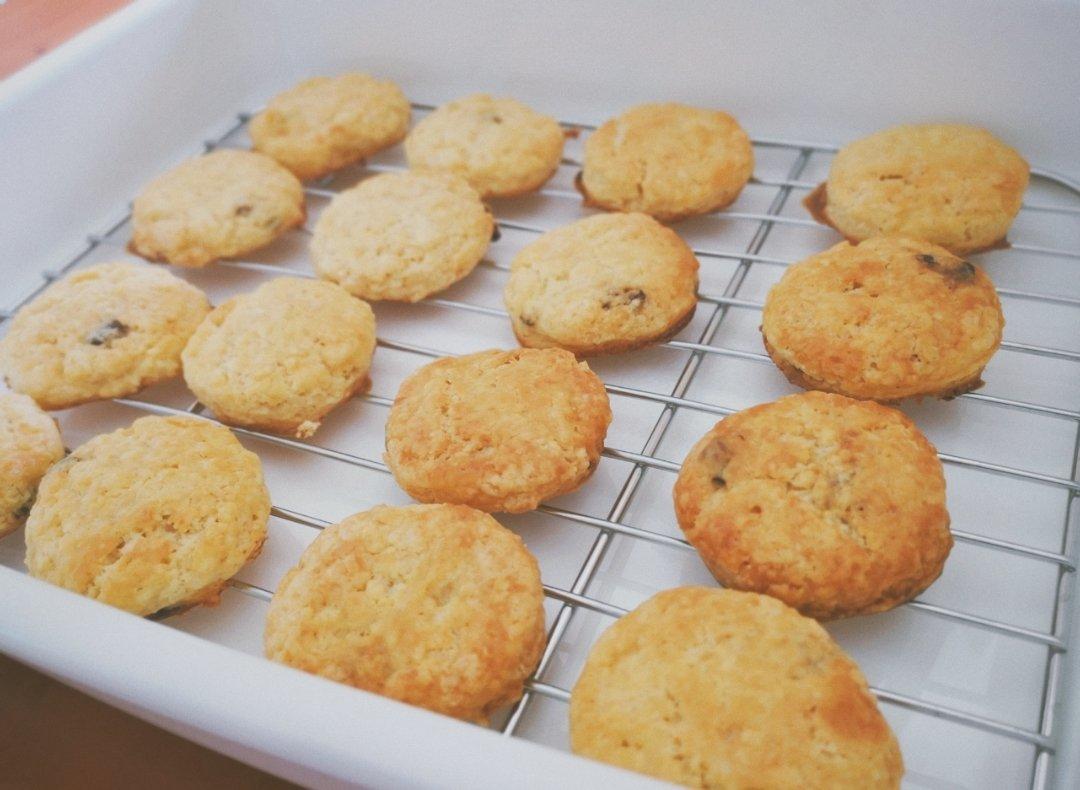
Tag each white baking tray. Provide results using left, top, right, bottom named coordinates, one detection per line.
left=0, top=2, right=1078, bottom=788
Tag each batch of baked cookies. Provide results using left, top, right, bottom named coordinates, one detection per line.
left=0, top=72, right=1033, bottom=788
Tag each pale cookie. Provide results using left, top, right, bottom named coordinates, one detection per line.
left=182, top=277, right=375, bottom=438
left=674, top=392, right=952, bottom=620
left=504, top=213, right=699, bottom=355
left=808, top=123, right=1029, bottom=255
left=404, top=94, right=564, bottom=198
left=250, top=73, right=410, bottom=181
left=579, top=102, right=754, bottom=222
left=131, top=149, right=305, bottom=267
left=311, top=171, right=492, bottom=302
left=762, top=237, right=1004, bottom=401
left=0, top=392, right=64, bottom=538
left=25, top=415, right=269, bottom=617
left=571, top=587, right=903, bottom=788
left=0, top=261, right=210, bottom=410
left=384, top=348, right=611, bottom=513
left=265, top=504, right=546, bottom=723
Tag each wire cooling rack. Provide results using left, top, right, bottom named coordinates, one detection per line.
left=1, top=102, right=1077, bottom=789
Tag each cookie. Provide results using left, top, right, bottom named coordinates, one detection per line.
left=579, top=102, right=754, bottom=222
left=504, top=213, right=699, bottom=355
left=674, top=391, right=952, bottom=620
left=250, top=73, right=411, bottom=181
left=0, top=261, right=210, bottom=410
left=384, top=348, right=611, bottom=513
left=182, top=277, right=375, bottom=438
left=25, top=415, right=269, bottom=617
left=404, top=94, right=564, bottom=198
left=130, top=149, right=306, bottom=267
left=311, top=171, right=492, bottom=302
left=0, top=392, right=64, bottom=538
left=264, top=504, right=546, bottom=723
left=570, top=587, right=903, bottom=788
left=808, top=123, right=1029, bottom=255
left=762, top=237, right=1004, bottom=401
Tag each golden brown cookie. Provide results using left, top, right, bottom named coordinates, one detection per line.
left=404, top=94, right=564, bottom=198
left=384, top=348, right=611, bottom=513
left=0, top=261, right=210, bottom=410
left=264, top=504, right=546, bottom=723
left=808, top=124, right=1029, bottom=255
left=579, top=102, right=754, bottom=222
left=571, top=587, right=903, bottom=788
left=311, top=171, right=492, bottom=302
left=182, top=277, right=375, bottom=438
left=674, top=392, right=952, bottom=620
left=250, top=73, right=410, bottom=181
left=0, top=392, right=64, bottom=538
left=504, top=213, right=699, bottom=355
left=761, top=237, right=1004, bottom=401
left=130, top=149, right=305, bottom=267
left=25, top=415, right=269, bottom=617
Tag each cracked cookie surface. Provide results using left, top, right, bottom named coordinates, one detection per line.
left=131, top=149, right=305, bottom=267
left=812, top=123, right=1029, bottom=255
left=404, top=93, right=564, bottom=198
left=571, top=587, right=903, bottom=788
left=673, top=392, right=951, bottom=620
left=25, top=415, right=269, bottom=616
left=384, top=348, right=611, bottom=513
left=250, top=73, right=410, bottom=181
left=0, top=261, right=210, bottom=410
left=761, top=237, right=1004, bottom=401
left=504, top=213, right=699, bottom=355
left=0, top=391, right=64, bottom=538
left=311, top=170, right=492, bottom=302
left=264, top=504, right=546, bottom=723
left=579, top=102, right=753, bottom=222
left=182, top=277, right=375, bottom=438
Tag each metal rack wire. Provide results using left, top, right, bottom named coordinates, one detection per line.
left=2, top=104, right=1077, bottom=789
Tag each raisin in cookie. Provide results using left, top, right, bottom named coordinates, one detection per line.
left=0, top=261, right=210, bottom=410
left=182, top=278, right=375, bottom=438
left=25, top=415, right=269, bottom=617
left=404, top=94, right=564, bottom=198
left=571, top=587, right=903, bottom=788
left=0, top=392, right=64, bottom=538
left=579, top=102, right=754, bottom=222
left=311, top=171, right=492, bottom=302
left=384, top=348, right=611, bottom=513
left=504, top=213, right=698, bottom=355
left=674, top=391, right=952, bottom=620
left=250, top=73, right=410, bottom=181
left=762, top=237, right=1004, bottom=401
left=130, top=149, right=305, bottom=267
left=265, top=504, right=546, bottom=723
left=806, top=124, right=1029, bottom=255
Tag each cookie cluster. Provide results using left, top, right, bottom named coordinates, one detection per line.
left=0, top=70, right=1036, bottom=789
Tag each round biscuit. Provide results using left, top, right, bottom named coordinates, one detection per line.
left=182, top=277, right=376, bottom=438
left=130, top=149, right=305, bottom=267
left=25, top=415, right=270, bottom=617
left=580, top=102, right=754, bottom=222
left=570, top=587, right=903, bottom=788
left=404, top=94, right=564, bottom=198
left=250, top=73, right=410, bottom=181
left=264, top=504, right=546, bottom=723
left=762, top=237, right=1004, bottom=401
left=384, top=348, right=611, bottom=513
left=504, top=213, right=699, bottom=355
left=311, top=171, right=492, bottom=302
left=673, top=391, right=952, bottom=620
left=0, top=261, right=210, bottom=410
left=0, top=392, right=64, bottom=538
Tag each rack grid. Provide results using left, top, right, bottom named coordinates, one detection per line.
left=1, top=102, right=1077, bottom=789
